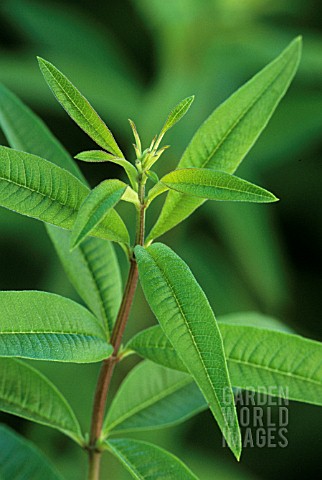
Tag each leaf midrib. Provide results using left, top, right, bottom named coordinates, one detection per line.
left=0, top=330, right=104, bottom=337
left=77, top=242, right=110, bottom=334
left=148, top=251, right=235, bottom=437
left=106, top=444, right=141, bottom=480
left=41, top=62, right=115, bottom=154
left=0, top=171, right=82, bottom=214
left=165, top=180, right=269, bottom=199
left=1, top=360, right=79, bottom=435
left=75, top=188, right=124, bottom=242
left=138, top=339, right=322, bottom=387
left=227, top=357, right=322, bottom=386
left=0, top=398, right=76, bottom=435
left=196, top=53, right=294, bottom=170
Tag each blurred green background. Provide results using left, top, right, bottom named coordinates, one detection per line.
left=0, top=0, right=322, bottom=478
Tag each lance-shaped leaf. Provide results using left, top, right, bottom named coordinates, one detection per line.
left=135, top=243, right=241, bottom=459
left=75, top=150, right=138, bottom=190
left=160, top=96, right=194, bottom=136
left=0, top=358, right=82, bottom=443
left=0, top=425, right=64, bottom=480
left=104, top=438, right=198, bottom=480
left=49, top=229, right=122, bottom=337
left=147, top=37, right=301, bottom=241
left=0, top=84, right=123, bottom=337
left=146, top=181, right=168, bottom=206
left=0, top=146, right=129, bottom=244
left=128, top=325, right=187, bottom=374
left=161, top=168, right=277, bottom=203
left=0, top=291, right=113, bottom=363
left=128, top=324, right=322, bottom=407
left=218, top=311, right=293, bottom=333
left=38, top=57, right=123, bottom=156
left=102, top=360, right=206, bottom=437
left=71, top=179, right=126, bottom=249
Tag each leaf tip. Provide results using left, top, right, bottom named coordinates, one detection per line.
left=288, top=35, right=303, bottom=59
left=235, top=449, right=242, bottom=462
left=293, top=35, right=303, bottom=46
left=36, top=56, right=47, bottom=67
left=69, top=234, right=81, bottom=252
left=69, top=243, right=78, bottom=253
left=268, top=192, right=279, bottom=203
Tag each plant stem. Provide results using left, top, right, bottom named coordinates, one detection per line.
left=87, top=177, right=146, bottom=480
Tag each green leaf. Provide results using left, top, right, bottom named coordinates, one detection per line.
left=105, top=438, right=198, bottom=480
left=102, top=360, right=206, bottom=436
left=218, top=311, right=293, bottom=333
left=147, top=37, right=301, bottom=241
left=0, top=146, right=129, bottom=245
left=0, top=83, right=123, bottom=337
left=220, top=324, right=322, bottom=407
left=71, top=179, right=127, bottom=249
left=0, top=84, right=82, bottom=178
left=0, top=291, right=113, bottom=363
left=146, top=170, right=159, bottom=185
left=0, top=425, right=64, bottom=480
left=127, top=325, right=187, bottom=374
left=135, top=243, right=241, bottom=459
left=160, top=96, right=194, bottom=135
left=121, top=186, right=140, bottom=206
left=49, top=228, right=122, bottom=337
left=129, top=324, right=322, bottom=406
left=0, top=358, right=82, bottom=443
left=128, top=119, right=142, bottom=157
left=38, top=57, right=123, bottom=156
left=75, top=150, right=138, bottom=190
left=146, top=181, right=168, bottom=206
left=161, top=168, right=277, bottom=203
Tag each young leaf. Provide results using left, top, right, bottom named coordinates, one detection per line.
left=75, top=150, right=138, bottom=190
left=121, top=185, right=140, bottom=206
left=0, top=425, right=64, bottom=480
left=38, top=57, right=123, bottom=156
left=135, top=243, right=241, bottom=460
left=0, top=83, right=123, bottom=338
left=0, top=146, right=129, bottom=245
left=129, top=324, right=322, bottom=407
left=128, top=119, right=142, bottom=157
left=102, top=360, right=206, bottom=437
left=0, top=291, right=113, bottom=363
left=161, top=168, right=277, bottom=203
left=0, top=358, right=82, bottom=444
left=146, top=170, right=159, bottom=184
left=71, top=179, right=126, bottom=249
left=104, top=438, right=198, bottom=480
left=160, top=96, right=194, bottom=136
left=146, top=181, right=168, bottom=206
left=147, top=37, right=301, bottom=241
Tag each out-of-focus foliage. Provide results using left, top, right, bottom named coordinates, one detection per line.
left=0, top=0, right=321, bottom=479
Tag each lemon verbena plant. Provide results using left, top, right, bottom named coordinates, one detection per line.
left=0, top=36, right=321, bottom=480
